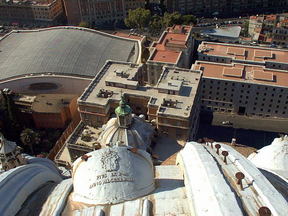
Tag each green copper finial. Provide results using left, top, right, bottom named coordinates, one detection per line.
left=115, top=95, right=132, bottom=116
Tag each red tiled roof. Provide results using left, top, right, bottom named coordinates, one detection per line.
left=199, top=42, right=288, bottom=63
left=193, top=61, right=288, bottom=87
left=150, top=25, right=191, bottom=63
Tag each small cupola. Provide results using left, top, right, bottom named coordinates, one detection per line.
left=115, top=95, right=133, bottom=128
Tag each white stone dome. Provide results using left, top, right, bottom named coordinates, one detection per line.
left=248, top=135, right=288, bottom=179
left=97, top=115, right=154, bottom=150
left=72, top=147, right=155, bottom=205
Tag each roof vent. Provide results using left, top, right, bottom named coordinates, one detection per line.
left=97, top=89, right=113, bottom=98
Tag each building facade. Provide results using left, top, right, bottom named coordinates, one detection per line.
left=147, top=25, right=195, bottom=85
left=249, top=14, right=288, bottom=46
left=78, top=60, right=202, bottom=141
left=63, top=0, right=146, bottom=26
left=164, top=0, right=288, bottom=17
left=12, top=93, right=78, bottom=129
left=0, top=0, right=63, bottom=25
left=193, top=42, right=288, bottom=119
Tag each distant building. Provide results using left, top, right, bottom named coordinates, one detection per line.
left=78, top=60, right=201, bottom=141
left=13, top=94, right=78, bottom=129
left=198, top=41, right=288, bottom=70
left=62, top=0, right=146, bottom=26
left=164, top=0, right=288, bottom=17
left=193, top=42, right=288, bottom=119
left=0, top=0, right=63, bottom=25
left=147, top=25, right=195, bottom=85
left=249, top=14, right=288, bottom=46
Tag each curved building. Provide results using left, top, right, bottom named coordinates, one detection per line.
left=0, top=27, right=141, bottom=94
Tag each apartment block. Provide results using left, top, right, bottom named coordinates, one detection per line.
left=164, top=0, right=288, bottom=17
left=249, top=14, right=288, bottom=46
left=63, top=0, right=145, bottom=26
left=78, top=60, right=202, bottom=141
left=146, top=25, right=195, bottom=85
left=193, top=42, right=288, bottom=119
left=0, top=0, right=63, bottom=24
left=198, top=41, right=288, bottom=70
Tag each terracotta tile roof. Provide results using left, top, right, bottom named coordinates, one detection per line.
left=193, top=61, right=288, bottom=87
left=199, top=42, right=288, bottom=63
left=149, top=25, right=191, bottom=64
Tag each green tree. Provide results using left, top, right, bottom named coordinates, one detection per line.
left=242, top=20, right=249, bottom=37
left=149, top=15, right=163, bottom=36
left=181, top=15, right=197, bottom=25
left=20, top=128, right=40, bottom=155
left=79, top=21, right=89, bottom=28
left=125, top=8, right=151, bottom=30
left=162, top=12, right=182, bottom=27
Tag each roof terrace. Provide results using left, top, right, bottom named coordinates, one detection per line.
left=193, top=61, right=288, bottom=87
left=198, top=42, right=288, bottom=64
left=148, top=25, right=192, bottom=64
left=78, top=61, right=201, bottom=118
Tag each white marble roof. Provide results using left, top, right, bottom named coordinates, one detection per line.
left=248, top=135, right=288, bottom=179
left=0, top=140, right=287, bottom=216
left=0, top=157, right=63, bottom=216
left=98, top=115, right=154, bottom=150
left=178, top=141, right=288, bottom=216
left=72, top=147, right=155, bottom=205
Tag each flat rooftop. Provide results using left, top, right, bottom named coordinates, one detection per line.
left=0, top=27, right=140, bottom=81
left=32, top=94, right=76, bottom=113
left=79, top=61, right=201, bottom=118
left=112, top=32, right=144, bottom=41
left=198, top=42, right=288, bottom=63
left=148, top=25, right=191, bottom=64
left=193, top=61, right=288, bottom=87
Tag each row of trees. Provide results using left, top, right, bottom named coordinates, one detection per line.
left=125, top=8, right=197, bottom=35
